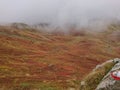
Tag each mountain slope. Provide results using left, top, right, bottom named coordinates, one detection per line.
left=0, top=25, right=120, bottom=90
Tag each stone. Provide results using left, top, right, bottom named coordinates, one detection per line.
left=96, top=58, right=120, bottom=90
left=81, top=81, right=85, bottom=86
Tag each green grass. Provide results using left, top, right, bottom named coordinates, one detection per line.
left=80, top=61, right=115, bottom=90
left=12, top=82, right=62, bottom=90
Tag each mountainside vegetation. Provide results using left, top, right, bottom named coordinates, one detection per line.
left=0, top=24, right=120, bottom=90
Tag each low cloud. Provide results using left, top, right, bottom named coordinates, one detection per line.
left=0, top=0, right=120, bottom=28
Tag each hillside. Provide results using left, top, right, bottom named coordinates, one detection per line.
left=0, top=24, right=120, bottom=90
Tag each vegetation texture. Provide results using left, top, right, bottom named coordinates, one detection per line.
left=80, top=61, right=115, bottom=90
left=0, top=24, right=120, bottom=90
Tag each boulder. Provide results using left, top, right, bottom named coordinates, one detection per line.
left=96, top=58, right=120, bottom=90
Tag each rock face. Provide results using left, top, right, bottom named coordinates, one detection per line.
left=96, top=58, right=120, bottom=90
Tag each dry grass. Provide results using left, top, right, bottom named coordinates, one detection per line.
left=0, top=25, right=120, bottom=89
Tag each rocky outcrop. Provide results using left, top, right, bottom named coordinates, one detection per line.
left=11, top=23, right=31, bottom=29
left=96, top=58, right=120, bottom=90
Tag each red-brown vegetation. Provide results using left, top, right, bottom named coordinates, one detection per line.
left=0, top=25, right=120, bottom=89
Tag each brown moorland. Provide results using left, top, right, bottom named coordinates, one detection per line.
left=0, top=24, right=120, bottom=89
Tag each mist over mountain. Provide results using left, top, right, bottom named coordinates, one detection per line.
left=0, top=1, right=120, bottom=89
left=0, top=0, right=120, bottom=29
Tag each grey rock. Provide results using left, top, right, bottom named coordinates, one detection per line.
left=96, top=58, right=120, bottom=90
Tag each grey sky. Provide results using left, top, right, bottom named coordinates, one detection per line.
left=0, top=0, right=120, bottom=26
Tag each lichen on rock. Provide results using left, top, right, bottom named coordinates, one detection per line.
left=96, top=58, right=120, bottom=90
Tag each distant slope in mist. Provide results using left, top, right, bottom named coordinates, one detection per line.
left=0, top=24, right=120, bottom=90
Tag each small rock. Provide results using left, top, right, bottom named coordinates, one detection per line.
left=26, top=73, right=30, bottom=77
left=113, top=58, right=120, bottom=63
left=81, top=81, right=85, bottom=86
left=93, top=65, right=102, bottom=71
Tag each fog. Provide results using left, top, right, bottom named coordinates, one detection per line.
left=0, top=0, right=120, bottom=28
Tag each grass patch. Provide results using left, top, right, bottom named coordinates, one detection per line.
left=80, top=61, right=115, bottom=90
left=9, top=82, right=63, bottom=90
